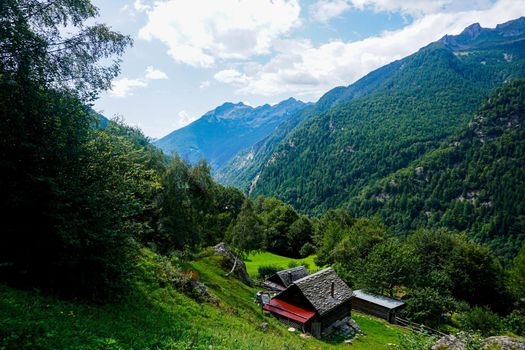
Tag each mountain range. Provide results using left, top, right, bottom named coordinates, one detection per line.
left=154, top=98, right=308, bottom=170
left=157, top=17, right=525, bottom=258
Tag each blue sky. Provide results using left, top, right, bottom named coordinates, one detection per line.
left=91, top=0, right=524, bottom=139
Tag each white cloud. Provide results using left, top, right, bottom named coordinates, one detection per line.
left=214, top=69, right=249, bottom=85
left=310, top=0, right=353, bottom=22
left=110, top=66, right=168, bottom=97
left=110, top=78, right=148, bottom=98
left=138, top=0, right=302, bottom=67
left=199, top=80, right=211, bottom=89
left=348, top=0, right=493, bottom=16
left=145, top=66, right=168, bottom=80
left=172, top=110, right=198, bottom=129
left=309, top=0, right=493, bottom=22
left=218, top=0, right=525, bottom=99
left=133, top=0, right=152, bottom=12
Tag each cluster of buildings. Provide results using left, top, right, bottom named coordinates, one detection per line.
left=259, top=266, right=405, bottom=338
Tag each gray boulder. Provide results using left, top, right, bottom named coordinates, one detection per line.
left=213, top=242, right=252, bottom=285
left=431, top=335, right=466, bottom=350
left=483, top=336, right=525, bottom=349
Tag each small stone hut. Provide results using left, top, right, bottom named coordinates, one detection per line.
left=263, top=266, right=309, bottom=291
left=263, top=267, right=353, bottom=337
left=352, top=289, right=405, bottom=324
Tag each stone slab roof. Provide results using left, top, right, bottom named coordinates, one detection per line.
left=292, top=267, right=353, bottom=316
left=275, top=266, right=309, bottom=287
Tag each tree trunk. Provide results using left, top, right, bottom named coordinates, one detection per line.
left=226, top=255, right=238, bottom=276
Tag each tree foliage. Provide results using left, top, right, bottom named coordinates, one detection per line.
left=1, top=0, right=131, bottom=99
left=356, top=79, right=525, bottom=261
left=229, top=199, right=264, bottom=257
left=508, top=241, right=525, bottom=301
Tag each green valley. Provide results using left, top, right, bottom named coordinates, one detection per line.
left=1, top=1, right=525, bottom=349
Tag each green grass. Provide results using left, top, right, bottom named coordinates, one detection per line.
left=244, top=251, right=320, bottom=277
left=0, top=249, right=410, bottom=350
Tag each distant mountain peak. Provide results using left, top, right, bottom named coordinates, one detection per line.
left=439, top=17, right=525, bottom=50
left=154, top=97, right=309, bottom=170
left=203, top=101, right=253, bottom=121
left=460, top=22, right=482, bottom=39
left=274, top=97, right=305, bottom=108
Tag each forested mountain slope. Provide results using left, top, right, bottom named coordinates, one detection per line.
left=154, top=98, right=307, bottom=170
left=250, top=18, right=525, bottom=216
left=217, top=56, right=405, bottom=189
left=352, top=79, right=525, bottom=260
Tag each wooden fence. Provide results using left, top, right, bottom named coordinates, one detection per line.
left=395, top=316, right=447, bottom=337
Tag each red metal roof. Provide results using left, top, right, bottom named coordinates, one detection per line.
left=263, top=297, right=316, bottom=324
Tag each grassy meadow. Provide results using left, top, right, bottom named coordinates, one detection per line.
left=244, top=251, right=320, bottom=278
left=0, top=249, right=409, bottom=350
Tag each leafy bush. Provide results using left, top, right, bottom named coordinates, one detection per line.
left=403, top=288, right=456, bottom=328
left=299, top=242, right=316, bottom=257
left=300, top=262, right=310, bottom=271
left=257, top=265, right=282, bottom=280
left=503, top=311, right=525, bottom=336
left=454, top=332, right=485, bottom=350
left=141, top=252, right=211, bottom=302
left=398, top=332, right=437, bottom=350
left=287, top=261, right=298, bottom=269
left=458, top=307, right=502, bottom=336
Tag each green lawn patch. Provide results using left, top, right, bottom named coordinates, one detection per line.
left=244, top=251, right=320, bottom=278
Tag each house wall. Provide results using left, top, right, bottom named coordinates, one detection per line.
left=320, top=300, right=351, bottom=332
left=274, top=315, right=306, bottom=331
left=352, top=298, right=396, bottom=322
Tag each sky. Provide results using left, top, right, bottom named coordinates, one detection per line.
left=91, top=0, right=525, bottom=139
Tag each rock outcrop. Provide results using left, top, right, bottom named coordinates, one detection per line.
left=484, top=336, right=525, bottom=349
left=431, top=335, right=466, bottom=350
left=432, top=334, right=525, bottom=350
left=213, top=242, right=252, bottom=285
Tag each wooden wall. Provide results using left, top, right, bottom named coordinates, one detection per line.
left=320, top=300, right=351, bottom=332
left=352, top=298, right=401, bottom=323
left=353, top=298, right=390, bottom=320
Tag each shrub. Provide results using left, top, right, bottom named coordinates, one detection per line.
left=403, top=288, right=456, bottom=328
left=398, top=332, right=437, bottom=350
left=455, top=332, right=485, bottom=350
left=458, top=307, right=502, bottom=336
left=257, top=265, right=282, bottom=280
left=288, top=261, right=298, bottom=269
left=503, top=310, right=525, bottom=336
left=299, top=242, right=316, bottom=257
left=299, top=261, right=310, bottom=271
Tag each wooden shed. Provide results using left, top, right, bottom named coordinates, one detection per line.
left=263, top=268, right=353, bottom=338
left=352, top=289, right=405, bottom=324
left=263, top=266, right=309, bottom=291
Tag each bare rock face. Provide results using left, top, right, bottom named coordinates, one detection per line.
left=431, top=335, right=466, bottom=350
left=483, top=336, right=525, bottom=349
left=213, top=242, right=252, bottom=285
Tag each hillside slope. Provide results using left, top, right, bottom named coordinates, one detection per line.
left=352, top=79, right=525, bottom=260
left=217, top=58, right=404, bottom=190
left=0, top=249, right=407, bottom=350
left=154, top=98, right=308, bottom=171
left=250, top=18, right=525, bottom=217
